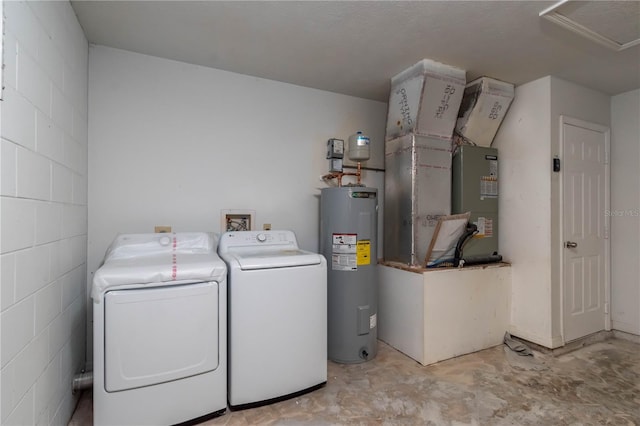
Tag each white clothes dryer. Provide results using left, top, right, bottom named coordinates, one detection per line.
left=92, top=232, right=227, bottom=426
left=218, top=230, right=327, bottom=409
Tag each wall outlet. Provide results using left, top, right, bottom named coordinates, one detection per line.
left=155, top=226, right=172, bottom=233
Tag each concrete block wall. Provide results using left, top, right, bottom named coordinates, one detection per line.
left=0, top=1, right=88, bottom=424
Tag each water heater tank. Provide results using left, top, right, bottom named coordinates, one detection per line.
left=320, top=186, right=378, bottom=363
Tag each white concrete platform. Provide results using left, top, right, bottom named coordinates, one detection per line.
left=378, top=262, right=511, bottom=366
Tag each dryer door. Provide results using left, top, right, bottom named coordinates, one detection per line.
left=104, top=281, right=219, bottom=392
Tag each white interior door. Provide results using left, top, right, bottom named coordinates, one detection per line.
left=562, top=116, right=610, bottom=342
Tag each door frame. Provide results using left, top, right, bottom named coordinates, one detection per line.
left=559, top=115, right=611, bottom=344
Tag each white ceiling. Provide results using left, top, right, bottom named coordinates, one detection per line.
left=70, top=0, right=640, bottom=102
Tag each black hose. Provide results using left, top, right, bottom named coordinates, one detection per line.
left=454, top=223, right=478, bottom=267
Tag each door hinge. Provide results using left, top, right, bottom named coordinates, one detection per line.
left=604, top=225, right=609, bottom=239
left=604, top=303, right=609, bottom=314
left=604, top=150, right=609, bottom=165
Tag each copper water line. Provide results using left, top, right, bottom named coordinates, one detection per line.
left=321, top=162, right=363, bottom=187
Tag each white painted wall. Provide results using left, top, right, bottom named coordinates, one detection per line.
left=494, top=76, right=611, bottom=348
left=610, top=89, right=640, bottom=336
left=87, top=45, right=387, bottom=362
left=0, top=1, right=88, bottom=425
left=493, top=77, right=553, bottom=346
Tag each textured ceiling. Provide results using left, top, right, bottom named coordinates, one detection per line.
left=71, top=1, right=640, bottom=101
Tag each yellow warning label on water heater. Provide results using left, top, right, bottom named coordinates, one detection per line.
left=356, top=240, right=371, bottom=266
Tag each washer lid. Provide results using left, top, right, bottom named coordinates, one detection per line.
left=92, top=232, right=226, bottom=301
left=231, top=249, right=323, bottom=270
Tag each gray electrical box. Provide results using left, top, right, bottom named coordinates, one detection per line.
left=451, top=145, right=499, bottom=258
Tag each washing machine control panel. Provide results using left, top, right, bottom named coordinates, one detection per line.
left=219, top=230, right=299, bottom=251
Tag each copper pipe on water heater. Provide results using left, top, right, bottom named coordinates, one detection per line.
left=342, top=162, right=363, bottom=186
left=321, top=172, right=341, bottom=185
left=322, top=162, right=363, bottom=187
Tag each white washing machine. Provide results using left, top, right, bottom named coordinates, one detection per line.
left=92, top=232, right=227, bottom=426
left=218, top=230, right=327, bottom=408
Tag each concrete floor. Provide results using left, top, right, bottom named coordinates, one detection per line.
left=69, top=337, right=640, bottom=425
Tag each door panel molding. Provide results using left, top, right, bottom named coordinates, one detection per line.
left=559, top=115, right=611, bottom=343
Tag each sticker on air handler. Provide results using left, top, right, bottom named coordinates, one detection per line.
left=473, top=217, right=494, bottom=238
left=480, top=176, right=498, bottom=199
left=332, top=233, right=357, bottom=271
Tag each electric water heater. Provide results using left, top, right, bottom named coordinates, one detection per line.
left=320, top=186, right=378, bottom=363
